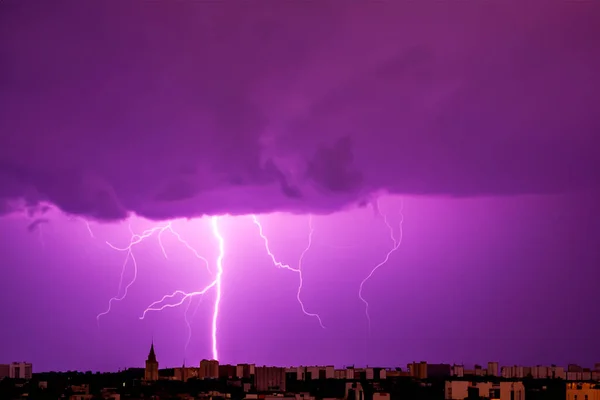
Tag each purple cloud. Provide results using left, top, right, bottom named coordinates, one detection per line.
left=1, top=1, right=599, bottom=220
left=26, top=218, right=49, bottom=233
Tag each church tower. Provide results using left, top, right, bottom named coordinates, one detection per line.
left=144, top=341, right=159, bottom=381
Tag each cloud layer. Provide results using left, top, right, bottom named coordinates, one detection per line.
left=1, top=1, right=599, bottom=220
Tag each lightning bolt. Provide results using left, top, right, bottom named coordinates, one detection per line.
left=137, top=216, right=224, bottom=361
left=84, top=220, right=95, bottom=238
left=184, top=295, right=205, bottom=355
left=96, top=223, right=171, bottom=322
left=96, top=221, right=212, bottom=326
left=99, top=214, right=335, bottom=362
left=95, top=244, right=139, bottom=323
left=252, top=214, right=325, bottom=329
left=358, top=199, right=405, bottom=333
left=210, top=217, right=224, bottom=361
left=91, top=198, right=409, bottom=364
left=91, top=202, right=405, bottom=361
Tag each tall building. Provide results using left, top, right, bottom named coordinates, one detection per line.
left=255, top=366, right=286, bottom=392
left=236, top=363, right=255, bottom=379
left=487, top=361, right=499, bottom=377
left=9, top=362, right=32, bottom=380
left=408, top=362, right=427, bottom=380
left=174, top=361, right=199, bottom=382
left=219, top=364, right=237, bottom=379
left=451, top=365, right=464, bottom=377
left=144, top=342, right=159, bottom=381
left=199, top=359, right=219, bottom=379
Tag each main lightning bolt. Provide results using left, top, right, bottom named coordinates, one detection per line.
left=252, top=214, right=325, bottom=329
left=358, top=199, right=404, bottom=332
left=210, top=217, right=224, bottom=360
left=136, top=216, right=224, bottom=361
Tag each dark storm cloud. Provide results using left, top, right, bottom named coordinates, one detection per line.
left=306, top=137, right=363, bottom=194
left=0, top=1, right=599, bottom=220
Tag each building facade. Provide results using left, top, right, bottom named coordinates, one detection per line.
left=174, top=364, right=199, bottom=382
left=567, top=383, right=600, bottom=400
left=8, top=362, right=32, bottom=380
left=255, top=366, right=286, bottom=392
left=236, top=363, right=255, bottom=379
left=445, top=380, right=525, bottom=400
left=488, top=362, right=499, bottom=377
left=199, top=359, right=219, bottom=379
left=408, top=362, right=428, bottom=380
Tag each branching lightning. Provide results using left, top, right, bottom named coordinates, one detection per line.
left=95, top=220, right=219, bottom=357
left=134, top=217, right=223, bottom=361
left=94, top=203, right=403, bottom=361
left=96, top=213, right=325, bottom=362
left=358, top=199, right=405, bottom=333
left=184, top=295, right=205, bottom=354
left=95, top=246, right=139, bottom=323
left=252, top=214, right=325, bottom=329
left=96, top=222, right=207, bottom=322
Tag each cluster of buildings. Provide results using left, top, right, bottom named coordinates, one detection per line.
left=0, top=362, right=33, bottom=380
left=138, top=342, right=600, bottom=399
left=404, top=361, right=600, bottom=381
left=2, top=347, right=600, bottom=399
left=61, top=384, right=120, bottom=400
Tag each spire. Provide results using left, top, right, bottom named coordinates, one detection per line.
left=147, top=340, right=157, bottom=363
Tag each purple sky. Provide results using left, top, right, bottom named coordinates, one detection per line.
left=0, top=1, right=599, bottom=372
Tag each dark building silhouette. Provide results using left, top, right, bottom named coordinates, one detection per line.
left=144, top=342, right=159, bottom=381
left=427, top=364, right=452, bottom=379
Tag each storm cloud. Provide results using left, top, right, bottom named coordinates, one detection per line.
left=1, top=1, right=599, bottom=220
